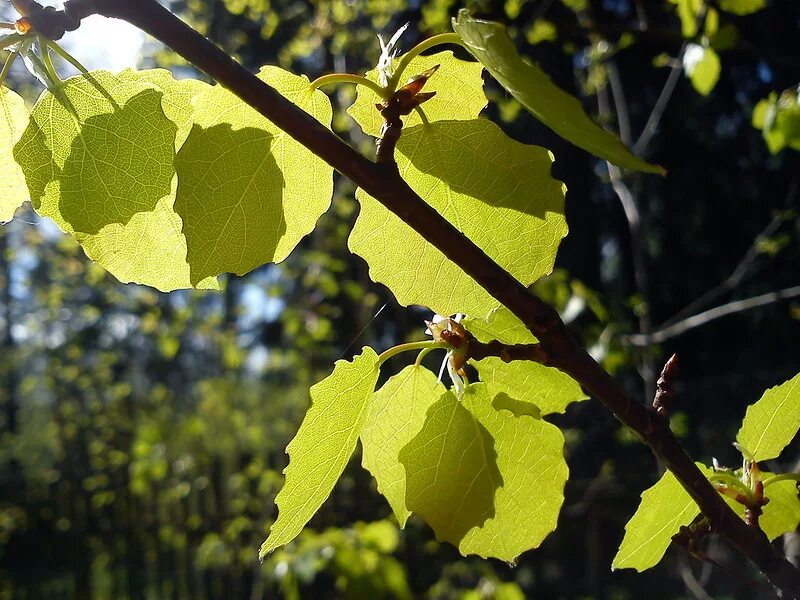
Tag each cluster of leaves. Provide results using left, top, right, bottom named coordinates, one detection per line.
left=1, top=0, right=798, bottom=583
left=615, top=372, right=800, bottom=571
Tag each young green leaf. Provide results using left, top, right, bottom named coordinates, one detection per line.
left=758, top=478, right=800, bottom=541
left=13, top=70, right=218, bottom=290
left=464, top=308, right=586, bottom=415
left=452, top=10, right=665, bottom=175
left=736, top=371, right=800, bottom=462
left=261, top=347, right=380, bottom=557
left=612, top=465, right=710, bottom=571
left=462, top=306, right=537, bottom=345
left=176, top=66, right=334, bottom=285
left=718, top=0, right=766, bottom=15
left=399, top=384, right=568, bottom=562
left=474, top=360, right=586, bottom=416
left=360, top=365, right=446, bottom=526
left=683, top=45, right=720, bottom=97
left=347, top=51, right=486, bottom=137
left=0, top=87, right=29, bottom=223
left=752, top=91, right=800, bottom=155
left=15, top=71, right=177, bottom=235
left=349, top=119, right=567, bottom=318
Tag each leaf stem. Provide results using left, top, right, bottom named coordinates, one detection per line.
left=762, top=473, right=800, bottom=488
left=378, top=340, right=448, bottom=365
left=309, top=72, right=388, bottom=98
left=414, top=343, right=444, bottom=366
left=37, top=35, right=61, bottom=84
left=0, top=32, right=26, bottom=51
left=0, top=52, right=15, bottom=87
left=387, top=32, right=465, bottom=92
left=709, top=472, right=751, bottom=497
left=46, top=39, right=89, bottom=74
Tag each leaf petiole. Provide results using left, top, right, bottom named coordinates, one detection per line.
left=762, top=473, right=800, bottom=488
left=387, top=32, right=465, bottom=92
left=708, top=472, right=751, bottom=497
left=45, top=39, right=89, bottom=75
left=309, top=73, right=388, bottom=99
left=38, top=36, right=61, bottom=85
left=378, top=340, right=449, bottom=365
left=0, top=52, right=15, bottom=87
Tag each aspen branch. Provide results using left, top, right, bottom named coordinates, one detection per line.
left=623, top=285, right=800, bottom=346
left=28, top=1, right=800, bottom=596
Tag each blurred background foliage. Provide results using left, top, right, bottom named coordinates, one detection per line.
left=0, top=0, right=798, bottom=598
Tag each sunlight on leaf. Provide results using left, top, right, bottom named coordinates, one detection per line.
left=261, top=347, right=380, bottom=557
left=347, top=50, right=486, bottom=137
left=349, top=119, right=566, bottom=318
left=178, top=66, right=333, bottom=285
left=736, top=371, right=800, bottom=462
left=683, top=44, right=720, bottom=97
left=13, top=69, right=218, bottom=290
left=452, top=10, right=665, bottom=175
left=400, top=384, right=567, bottom=562
left=0, top=86, right=29, bottom=223
left=612, top=465, right=711, bottom=572
left=360, top=365, right=445, bottom=526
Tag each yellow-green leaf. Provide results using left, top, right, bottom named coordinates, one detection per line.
left=14, top=70, right=218, bottom=290
left=612, top=465, right=710, bottom=571
left=464, top=307, right=586, bottom=415
left=752, top=91, right=800, bottom=155
left=261, top=347, right=380, bottom=557
left=349, top=120, right=567, bottom=318
left=684, top=44, right=720, bottom=97
left=399, top=383, right=568, bottom=562
left=0, top=87, right=29, bottom=223
left=463, top=306, right=536, bottom=345
left=759, top=477, right=800, bottom=541
left=718, top=0, right=766, bottom=15
left=737, top=372, right=800, bottom=461
left=176, top=66, right=333, bottom=285
left=347, top=51, right=485, bottom=138
left=360, top=365, right=446, bottom=526
left=452, top=10, right=665, bottom=175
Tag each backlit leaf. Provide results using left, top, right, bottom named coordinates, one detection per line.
left=752, top=91, right=800, bottom=155
left=612, top=465, right=711, bottom=571
left=176, top=66, right=333, bottom=285
left=759, top=478, right=800, bottom=541
left=0, top=87, right=29, bottom=223
left=718, top=0, right=766, bottom=15
left=349, top=119, right=567, bottom=318
left=400, top=383, right=568, bottom=562
left=683, top=44, right=720, bottom=97
left=360, top=365, right=446, bottom=526
left=347, top=51, right=486, bottom=138
left=462, top=306, right=536, bottom=345
left=15, top=71, right=176, bottom=235
left=452, top=10, right=665, bottom=175
left=464, top=307, right=586, bottom=415
left=261, top=347, right=380, bottom=556
left=736, top=371, right=800, bottom=461
left=13, top=69, right=218, bottom=290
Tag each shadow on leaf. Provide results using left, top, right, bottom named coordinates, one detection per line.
left=59, top=89, right=177, bottom=234
left=491, top=392, right=542, bottom=419
left=399, top=390, right=502, bottom=544
left=174, top=123, right=285, bottom=285
left=397, top=120, right=564, bottom=219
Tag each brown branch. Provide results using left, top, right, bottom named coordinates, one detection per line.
left=465, top=336, right=548, bottom=364
left=29, top=1, right=800, bottom=596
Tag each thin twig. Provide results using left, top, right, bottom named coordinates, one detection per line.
left=624, top=285, right=800, bottom=346
left=634, top=48, right=685, bottom=155
left=661, top=186, right=797, bottom=328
